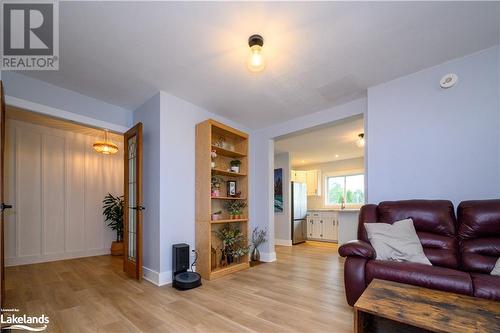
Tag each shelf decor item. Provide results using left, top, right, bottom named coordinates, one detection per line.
left=211, top=175, right=223, bottom=197
left=196, top=119, right=249, bottom=280
left=224, top=200, right=247, bottom=219
left=211, top=210, right=222, bottom=221
left=102, top=193, right=124, bottom=256
left=211, top=149, right=217, bottom=169
left=230, top=160, right=241, bottom=173
left=227, top=180, right=237, bottom=197
left=215, top=224, right=247, bottom=266
left=250, top=227, right=267, bottom=262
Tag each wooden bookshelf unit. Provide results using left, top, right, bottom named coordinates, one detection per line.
left=195, top=119, right=249, bottom=280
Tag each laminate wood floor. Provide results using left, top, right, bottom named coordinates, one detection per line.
left=5, top=242, right=353, bottom=333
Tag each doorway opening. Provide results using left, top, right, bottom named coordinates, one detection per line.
left=3, top=106, right=125, bottom=271
left=273, top=115, right=365, bottom=249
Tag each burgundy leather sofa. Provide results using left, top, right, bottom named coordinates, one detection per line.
left=338, top=199, right=500, bottom=306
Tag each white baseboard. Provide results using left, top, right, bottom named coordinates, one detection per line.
left=5, top=248, right=110, bottom=267
left=260, top=251, right=277, bottom=262
left=275, top=238, right=292, bottom=246
left=142, top=266, right=172, bottom=286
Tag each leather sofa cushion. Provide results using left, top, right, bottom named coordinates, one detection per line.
left=359, top=200, right=459, bottom=269
left=458, top=199, right=500, bottom=239
left=458, top=200, right=500, bottom=273
left=471, top=273, right=500, bottom=301
left=366, top=260, right=473, bottom=296
left=460, top=238, right=500, bottom=273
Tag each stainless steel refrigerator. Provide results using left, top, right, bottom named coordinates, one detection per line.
left=291, top=181, right=307, bottom=245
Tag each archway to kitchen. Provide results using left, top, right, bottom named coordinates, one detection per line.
left=272, top=114, right=365, bottom=251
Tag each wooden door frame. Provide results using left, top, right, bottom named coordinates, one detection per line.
left=0, top=81, right=5, bottom=306
left=123, top=123, right=143, bottom=280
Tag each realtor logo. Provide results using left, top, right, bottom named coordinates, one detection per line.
left=1, top=0, right=59, bottom=70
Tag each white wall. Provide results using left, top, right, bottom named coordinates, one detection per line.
left=3, top=72, right=132, bottom=132
left=251, top=98, right=367, bottom=260
left=132, top=93, right=161, bottom=278
left=5, top=119, right=123, bottom=266
left=274, top=152, right=291, bottom=245
left=367, top=46, right=500, bottom=206
left=295, top=157, right=365, bottom=210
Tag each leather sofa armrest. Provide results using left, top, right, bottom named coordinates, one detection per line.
left=339, top=240, right=376, bottom=259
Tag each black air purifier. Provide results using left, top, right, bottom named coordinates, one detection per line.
left=172, top=243, right=201, bottom=290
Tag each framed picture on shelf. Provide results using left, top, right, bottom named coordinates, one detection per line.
left=227, top=181, right=237, bottom=197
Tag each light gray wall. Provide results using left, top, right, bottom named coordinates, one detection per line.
left=3, top=72, right=132, bottom=129
left=132, top=93, right=161, bottom=275
left=274, top=152, right=291, bottom=244
left=296, top=157, right=365, bottom=210
left=367, top=46, right=500, bottom=206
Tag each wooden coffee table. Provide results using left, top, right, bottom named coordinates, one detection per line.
left=354, top=279, right=500, bottom=333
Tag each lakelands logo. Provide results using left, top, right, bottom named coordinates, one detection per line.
left=1, top=0, right=59, bottom=70
left=1, top=308, right=49, bottom=331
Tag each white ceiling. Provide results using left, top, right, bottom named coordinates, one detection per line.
left=275, top=115, right=364, bottom=167
left=19, top=1, right=500, bottom=129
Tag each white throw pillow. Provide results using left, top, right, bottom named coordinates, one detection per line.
left=365, top=218, right=432, bottom=265
left=491, top=258, right=500, bottom=276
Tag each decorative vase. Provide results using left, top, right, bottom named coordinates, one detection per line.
left=212, top=189, right=220, bottom=197
left=211, top=161, right=216, bottom=169
left=111, top=241, right=124, bottom=256
left=230, top=166, right=240, bottom=173
left=227, top=253, right=233, bottom=265
left=251, top=247, right=260, bottom=261
left=211, top=214, right=220, bottom=221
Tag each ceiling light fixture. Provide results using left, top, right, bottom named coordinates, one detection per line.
left=356, top=133, right=365, bottom=148
left=247, top=34, right=266, bottom=73
left=93, top=130, right=119, bottom=155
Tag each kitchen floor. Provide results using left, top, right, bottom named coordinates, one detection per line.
left=5, top=242, right=352, bottom=332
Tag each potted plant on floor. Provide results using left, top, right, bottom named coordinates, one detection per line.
left=230, top=160, right=241, bottom=173
left=103, top=193, right=124, bottom=256
left=250, top=227, right=267, bottom=262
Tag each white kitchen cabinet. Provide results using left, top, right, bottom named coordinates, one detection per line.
left=307, top=218, right=314, bottom=238
left=306, top=170, right=321, bottom=196
left=323, top=218, right=337, bottom=241
left=291, top=170, right=307, bottom=183
left=312, top=219, right=323, bottom=238
left=307, top=211, right=338, bottom=242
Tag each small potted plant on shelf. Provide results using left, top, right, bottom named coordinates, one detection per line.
left=234, top=201, right=247, bottom=219
left=211, top=210, right=222, bottom=221
left=211, top=175, right=223, bottom=197
left=223, top=201, right=246, bottom=219
left=250, top=227, right=267, bottom=262
left=102, top=193, right=124, bottom=256
left=215, top=224, right=246, bottom=266
left=230, top=160, right=241, bottom=173
left=232, top=246, right=250, bottom=264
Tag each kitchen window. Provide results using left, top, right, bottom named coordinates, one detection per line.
left=325, top=174, right=365, bottom=207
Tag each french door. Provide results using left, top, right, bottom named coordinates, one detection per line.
left=123, top=123, right=143, bottom=280
left=0, top=81, right=12, bottom=305
left=0, top=81, right=5, bottom=306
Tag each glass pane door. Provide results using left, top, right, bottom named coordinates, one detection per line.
left=123, top=123, right=142, bottom=280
